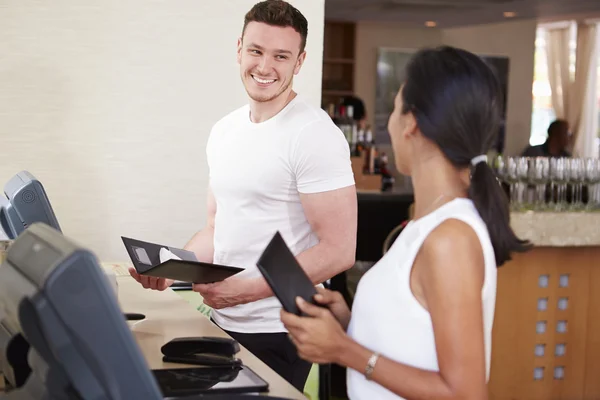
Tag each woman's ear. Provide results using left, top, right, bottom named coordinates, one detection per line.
left=402, top=111, right=418, bottom=140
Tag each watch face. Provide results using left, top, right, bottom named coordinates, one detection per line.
left=365, top=353, right=380, bottom=380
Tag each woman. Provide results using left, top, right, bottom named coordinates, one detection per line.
left=281, top=46, right=530, bottom=399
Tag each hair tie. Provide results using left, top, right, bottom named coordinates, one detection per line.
left=470, top=154, right=488, bottom=167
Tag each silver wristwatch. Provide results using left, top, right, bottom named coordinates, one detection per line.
left=365, top=352, right=380, bottom=380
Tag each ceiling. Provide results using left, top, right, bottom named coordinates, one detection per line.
left=324, top=0, right=600, bottom=28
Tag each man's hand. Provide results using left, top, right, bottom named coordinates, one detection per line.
left=193, top=277, right=259, bottom=309
left=129, top=267, right=173, bottom=291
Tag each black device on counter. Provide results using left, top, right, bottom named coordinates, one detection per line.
left=161, top=336, right=241, bottom=367
left=0, top=223, right=164, bottom=399
left=154, top=336, right=271, bottom=396
left=256, top=231, right=321, bottom=316
left=152, top=365, right=269, bottom=397
left=0, top=171, right=62, bottom=240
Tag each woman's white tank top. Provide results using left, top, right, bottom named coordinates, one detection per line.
left=347, top=198, right=497, bottom=399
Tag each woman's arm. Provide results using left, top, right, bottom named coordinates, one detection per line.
left=284, top=219, right=488, bottom=400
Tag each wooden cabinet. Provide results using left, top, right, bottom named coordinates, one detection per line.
left=489, top=246, right=600, bottom=399
left=321, top=22, right=356, bottom=108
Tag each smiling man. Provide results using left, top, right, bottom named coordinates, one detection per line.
left=128, top=0, right=357, bottom=392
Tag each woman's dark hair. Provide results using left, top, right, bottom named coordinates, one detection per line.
left=401, top=46, right=530, bottom=267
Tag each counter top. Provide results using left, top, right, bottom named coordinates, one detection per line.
left=510, top=211, right=600, bottom=247
left=115, top=274, right=306, bottom=399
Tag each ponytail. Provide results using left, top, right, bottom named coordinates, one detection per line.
left=468, top=161, right=531, bottom=267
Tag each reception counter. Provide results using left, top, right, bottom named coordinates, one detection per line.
left=489, top=211, right=600, bottom=400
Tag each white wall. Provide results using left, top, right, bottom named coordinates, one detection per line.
left=442, top=19, right=537, bottom=156
left=0, top=0, right=325, bottom=261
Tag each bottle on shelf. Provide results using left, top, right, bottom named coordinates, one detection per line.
left=327, top=103, right=336, bottom=121
left=346, top=105, right=358, bottom=153
left=354, top=126, right=365, bottom=157
left=379, top=151, right=395, bottom=192
left=362, top=126, right=376, bottom=174
left=327, top=102, right=359, bottom=154
left=337, top=106, right=350, bottom=146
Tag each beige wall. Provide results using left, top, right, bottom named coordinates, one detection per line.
left=0, top=0, right=325, bottom=261
left=442, top=19, right=537, bottom=155
left=353, top=19, right=537, bottom=157
left=353, top=22, right=443, bottom=130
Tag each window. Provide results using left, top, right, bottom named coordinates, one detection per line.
left=531, top=28, right=555, bottom=146
left=530, top=25, right=577, bottom=146
left=597, top=45, right=600, bottom=138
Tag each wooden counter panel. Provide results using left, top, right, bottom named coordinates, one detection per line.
left=584, top=264, right=600, bottom=398
left=489, top=247, right=600, bottom=400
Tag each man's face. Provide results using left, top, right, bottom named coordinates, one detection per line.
left=551, top=123, right=571, bottom=150
left=237, top=22, right=306, bottom=103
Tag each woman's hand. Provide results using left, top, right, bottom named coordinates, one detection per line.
left=313, top=287, right=352, bottom=330
left=281, top=296, right=349, bottom=365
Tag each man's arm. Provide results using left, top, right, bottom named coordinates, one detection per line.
left=184, top=187, right=216, bottom=263
left=251, top=184, right=357, bottom=300
left=296, top=185, right=357, bottom=283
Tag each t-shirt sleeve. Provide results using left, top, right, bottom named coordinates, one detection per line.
left=292, top=119, right=355, bottom=194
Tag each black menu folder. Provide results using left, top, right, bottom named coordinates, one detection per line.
left=256, top=231, right=320, bottom=315
left=121, top=236, right=243, bottom=284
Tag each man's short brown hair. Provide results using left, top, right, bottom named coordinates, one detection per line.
left=242, top=0, right=308, bottom=53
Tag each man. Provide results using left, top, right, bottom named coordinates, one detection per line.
left=129, top=0, right=357, bottom=392
left=522, top=119, right=572, bottom=158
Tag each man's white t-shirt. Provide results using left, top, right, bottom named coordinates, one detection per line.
left=206, top=94, right=355, bottom=333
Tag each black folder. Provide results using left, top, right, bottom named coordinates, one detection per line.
left=256, top=231, right=320, bottom=315
left=121, top=236, right=243, bottom=284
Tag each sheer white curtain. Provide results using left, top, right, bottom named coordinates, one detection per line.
left=545, top=26, right=571, bottom=119
left=545, top=22, right=599, bottom=157
left=573, top=23, right=599, bottom=158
